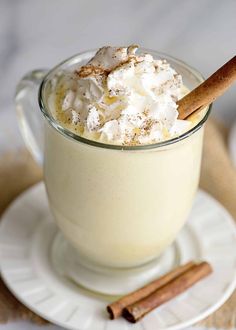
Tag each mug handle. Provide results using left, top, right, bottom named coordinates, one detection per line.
left=15, top=69, right=48, bottom=166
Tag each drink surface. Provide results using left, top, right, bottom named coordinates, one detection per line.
left=49, top=46, right=206, bottom=146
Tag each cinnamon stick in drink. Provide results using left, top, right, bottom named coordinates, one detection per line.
left=107, top=261, right=195, bottom=319
left=123, top=261, right=213, bottom=323
left=177, top=56, right=236, bottom=119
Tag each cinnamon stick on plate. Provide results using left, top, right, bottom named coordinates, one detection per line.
left=177, top=56, right=236, bottom=119
left=123, top=261, right=213, bottom=323
left=107, top=261, right=195, bottom=319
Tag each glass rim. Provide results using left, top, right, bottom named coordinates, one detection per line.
left=38, top=48, right=211, bottom=151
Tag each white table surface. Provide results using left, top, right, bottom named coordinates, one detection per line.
left=0, top=0, right=236, bottom=329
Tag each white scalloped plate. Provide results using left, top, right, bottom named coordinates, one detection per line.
left=0, top=183, right=236, bottom=330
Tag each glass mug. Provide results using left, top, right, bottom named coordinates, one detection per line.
left=15, top=49, right=210, bottom=278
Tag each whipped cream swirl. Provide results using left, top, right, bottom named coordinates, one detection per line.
left=56, top=45, right=190, bottom=145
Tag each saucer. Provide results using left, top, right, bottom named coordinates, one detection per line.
left=0, top=183, right=236, bottom=330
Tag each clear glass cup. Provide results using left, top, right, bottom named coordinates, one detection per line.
left=15, top=49, right=210, bottom=278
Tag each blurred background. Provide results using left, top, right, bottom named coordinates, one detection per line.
left=0, top=0, right=235, bottom=154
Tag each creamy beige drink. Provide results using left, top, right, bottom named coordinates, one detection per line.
left=43, top=46, right=207, bottom=268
